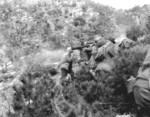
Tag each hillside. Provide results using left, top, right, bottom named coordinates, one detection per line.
left=0, top=0, right=150, bottom=117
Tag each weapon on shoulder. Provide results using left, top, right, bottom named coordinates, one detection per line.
left=72, top=44, right=90, bottom=50
left=86, top=41, right=95, bottom=45
left=87, top=42, right=96, bottom=47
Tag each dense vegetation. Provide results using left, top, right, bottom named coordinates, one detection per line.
left=0, top=0, right=150, bottom=117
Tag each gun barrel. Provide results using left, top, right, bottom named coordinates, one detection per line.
left=86, top=41, right=94, bottom=44
left=72, top=44, right=90, bottom=50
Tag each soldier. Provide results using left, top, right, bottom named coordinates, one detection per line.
left=57, top=47, right=73, bottom=81
left=77, top=41, right=92, bottom=63
left=88, top=37, right=108, bottom=76
left=72, top=41, right=93, bottom=71
left=133, top=49, right=150, bottom=117
left=119, top=38, right=136, bottom=50
left=91, top=38, right=108, bottom=64
left=89, top=37, right=116, bottom=77
left=95, top=37, right=117, bottom=61
left=82, top=42, right=93, bottom=61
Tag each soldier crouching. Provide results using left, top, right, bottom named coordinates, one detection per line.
left=57, top=47, right=73, bottom=85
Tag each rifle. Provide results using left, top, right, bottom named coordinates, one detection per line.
left=86, top=41, right=95, bottom=45
left=72, top=44, right=90, bottom=50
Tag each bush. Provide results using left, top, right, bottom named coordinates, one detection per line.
left=4, top=1, right=149, bottom=116
left=9, top=64, right=58, bottom=117
left=63, top=68, right=118, bottom=116
left=126, top=25, right=144, bottom=41
left=10, top=61, right=120, bottom=117
left=112, top=45, right=147, bottom=112
left=10, top=44, right=148, bottom=116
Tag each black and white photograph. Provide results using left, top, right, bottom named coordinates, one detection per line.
left=0, top=0, right=150, bottom=117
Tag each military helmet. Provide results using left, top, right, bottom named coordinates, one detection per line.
left=67, top=47, right=73, bottom=53
left=97, top=39, right=108, bottom=47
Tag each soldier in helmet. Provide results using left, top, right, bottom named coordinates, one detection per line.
left=57, top=47, right=73, bottom=80
left=73, top=41, right=93, bottom=71
left=119, top=38, right=136, bottom=50
left=89, top=36, right=116, bottom=77
left=94, top=37, right=117, bottom=61
left=89, top=37, right=108, bottom=68
left=78, top=41, right=92, bottom=63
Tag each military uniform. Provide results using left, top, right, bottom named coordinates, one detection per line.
left=133, top=50, right=150, bottom=116
left=57, top=48, right=73, bottom=79
left=106, top=41, right=116, bottom=57
left=59, top=54, right=72, bottom=72
left=95, top=39, right=116, bottom=62
left=119, top=38, right=136, bottom=49
left=89, top=39, right=108, bottom=69
left=80, top=47, right=92, bottom=62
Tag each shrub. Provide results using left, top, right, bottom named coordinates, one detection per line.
left=9, top=44, right=148, bottom=117
left=9, top=63, right=58, bottom=117
left=126, top=25, right=144, bottom=41
left=112, top=45, right=147, bottom=113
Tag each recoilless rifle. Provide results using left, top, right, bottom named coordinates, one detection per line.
left=72, top=41, right=95, bottom=50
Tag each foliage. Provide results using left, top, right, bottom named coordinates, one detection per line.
left=112, top=45, right=147, bottom=112
left=0, top=0, right=117, bottom=51
left=84, top=0, right=117, bottom=38
left=126, top=25, right=144, bottom=41
left=10, top=44, right=147, bottom=117
left=114, top=10, right=135, bottom=27
left=0, top=0, right=150, bottom=117
left=9, top=63, right=58, bottom=117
